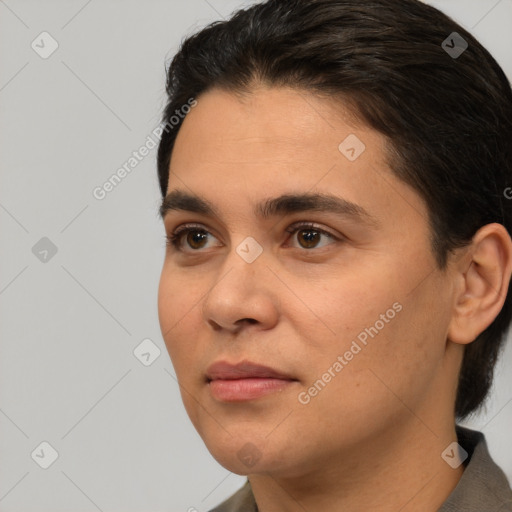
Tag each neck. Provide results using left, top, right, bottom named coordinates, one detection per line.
left=248, top=417, right=464, bottom=512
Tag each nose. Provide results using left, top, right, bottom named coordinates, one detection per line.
left=201, top=247, right=280, bottom=334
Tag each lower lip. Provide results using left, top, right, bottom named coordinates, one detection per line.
left=208, top=378, right=295, bottom=401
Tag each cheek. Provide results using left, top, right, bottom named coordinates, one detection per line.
left=340, top=280, right=449, bottom=411
left=287, top=264, right=395, bottom=346
left=158, top=269, right=198, bottom=368
left=158, top=265, right=199, bottom=329
left=294, top=262, right=445, bottom=410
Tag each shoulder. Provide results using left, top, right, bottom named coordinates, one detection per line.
left=208, top=480, right=257, bottom=512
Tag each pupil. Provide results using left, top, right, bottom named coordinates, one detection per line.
left=300, top=230, right=319, bottom=248
left=189, top=231, right=207, bottom=248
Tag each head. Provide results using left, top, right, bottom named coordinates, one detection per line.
left=156, top=0, right=512, bottom=476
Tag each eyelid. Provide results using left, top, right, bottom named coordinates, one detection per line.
left=172, top=222, right=212, bottom=236
left=285, top=220, right=337, bottom=238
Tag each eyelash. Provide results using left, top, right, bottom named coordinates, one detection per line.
left=165, top=222, right=338, bottom=252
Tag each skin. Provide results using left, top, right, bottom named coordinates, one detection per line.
left=157, top=86, right=512, bottom=512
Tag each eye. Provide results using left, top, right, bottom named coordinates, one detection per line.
left=165, top=221, right=339, bottom=252
left=284, top=221, right=338, bottom=250
left=165, top=223, right=219, bottom=252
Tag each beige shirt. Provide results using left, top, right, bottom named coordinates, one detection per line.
left=209, top=426, right=512, bottom=512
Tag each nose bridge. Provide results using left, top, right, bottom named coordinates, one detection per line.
left=213, top=233, right=267, bottom=295
left=234, top=233, right=266, bottom=266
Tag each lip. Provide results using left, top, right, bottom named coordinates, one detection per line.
left=206, top=360, right=298, bottom=402
left=206, top=360, right=295, bottom=381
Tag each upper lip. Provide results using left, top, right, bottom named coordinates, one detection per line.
left=206, top=360, right=296, bottom=381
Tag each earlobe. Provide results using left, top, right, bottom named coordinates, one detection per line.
left=447, top=223, right=512, bottom=345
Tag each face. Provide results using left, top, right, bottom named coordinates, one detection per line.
left=158, top=86, right=459, bottom=478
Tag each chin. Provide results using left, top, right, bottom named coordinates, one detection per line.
left=203, top=427, right=307, bottom=478
left=198, top=427, right=270, bottom=470
left=209, top=445, right=283, bottom=476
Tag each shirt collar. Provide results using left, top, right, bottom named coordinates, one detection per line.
left=438, top=425, right=512, bottom=511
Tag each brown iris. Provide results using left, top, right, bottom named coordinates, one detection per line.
left=296, top=229, right=320, bottom=249
left=187, top=230, right=208, bottom=250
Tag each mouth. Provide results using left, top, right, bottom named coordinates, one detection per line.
left=205, top=360, right=299, bottom=402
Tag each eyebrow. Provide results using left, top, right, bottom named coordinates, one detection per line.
left=159, top=189, right=379, bottom=227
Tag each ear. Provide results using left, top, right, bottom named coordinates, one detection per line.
left=448, top=223, right=512, bottom=345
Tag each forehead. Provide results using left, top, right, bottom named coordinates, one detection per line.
left=172, top=86, right=364, bottom=167
left=169, top=87, right=378, bottom=190
left=165, top=86, right=429, bottom=232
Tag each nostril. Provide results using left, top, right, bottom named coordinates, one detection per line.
left=234, top=318, right=258, bottom=330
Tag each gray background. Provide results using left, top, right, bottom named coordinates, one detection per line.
left=0, top=0, right=511, bottom=510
